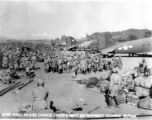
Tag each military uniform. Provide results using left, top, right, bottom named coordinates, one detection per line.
left=2, top=54, right=8, bottom=68
left=57, top=57, right=62, bottom=74
left=72, top=57, right=78, bottom=78
left=19, top=54, right=26, bottom=71
left=32, top=79, right=49, bottom=110
left=137, top=62, right=146, bottom=77
left=87, top=57, right=92, bottom=73
left=44, top=57, right=50, bottom=73
left=108, top=69, right=121, bottom=107
left=80, top=57, right=87, bottom=74
left=25, top=58, right=31, bottom=76
left=31, top=53, right=37, bottom=69
left=117, top=56, right=123, bottom=69
left=67, top=56, right=72, bottom=73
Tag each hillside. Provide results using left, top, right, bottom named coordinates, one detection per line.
left=0, top=28, right=151, bottom=44
left=89, top=29, right=152, bottom=40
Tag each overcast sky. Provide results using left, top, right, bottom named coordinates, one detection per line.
left=0, top=1, right=151, bottom=39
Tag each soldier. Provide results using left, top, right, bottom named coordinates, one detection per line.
left=2, top=53, right=8, bottom=68
left=112, top=57, right=118, bottom=69
left=80, top=56, right=87, bottom=75
left=51, top=56, right=55, bottom=72
left=117, top=56, right=123, bottom=69
left=31, top=53, right=37, bottom=70
left=32, top=79, right=49, bottom=110
left=49, top=56, right=52, bottom=72
left=54, top=56, right=58, bottom=73
left=72, top=56, right=78, bottom=78
left=141, top=58, right=147, bottom=66
left=44, top=57, right=50, bottom=73
left=67, top=55, right=72, bottom=73
left=62, top=57, right=66, bottom=71
left=25, top=58, right=31, bottom=78
left=137, top=62, right=147, bottom=77
left=13, top=55, right=19, bottom=71
left=99, top=61, right=104, bottom=72
left=87, top=56, right=92, bottom=73
left=92, top=56, right=99, bottom=72
left=19, top=54, right=26, bottom=71
left=106, top=68, right=121, bottom=108
left=57, top=57, right=62, bottom=74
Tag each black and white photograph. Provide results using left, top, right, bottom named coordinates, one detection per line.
left=0, top=0, right=152, bottom=119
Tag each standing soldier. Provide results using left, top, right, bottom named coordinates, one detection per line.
left=67, top=55, right=72, bottom=73
left=25, top=57, right=31, bottom=78
left=57, top=57, right=62, bottom=74
left=51, top=56, right=55, bottom=73
left=49, top=56, right=52, bottom=72
left=13, top=55, right=19, bottom=71
left=94, top=56, right=99, bottom=72
left=79, top=56, right=86, bottom=75
left=106, top=68, right=121, bottom=108
left=32, top=79, right=49, bottom=110
left=87, top=56, right=92, bottom=73
left=117, top=56, right=123, bottom=69
left=72, top=56, right=78, bottom=78
left=31, top=53, right=37, bottom=70
left=19, top=54, right=26, bottom=71
left=2, top=53, right=8, bottom=68
left=63, top=57, right=68, bottom=71
left=44, top=57, right=50, bottom=73
left=98, top=56, right=104, bottom=72
left=54, top=56, right=58, bottom=73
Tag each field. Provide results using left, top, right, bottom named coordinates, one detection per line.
left=0, top=57, right=152, bottom=119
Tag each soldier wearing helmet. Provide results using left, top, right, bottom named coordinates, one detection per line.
left=31, top=52, right=37, bottom=70
left=72, top=56, right=78, bottom=78
left=32, top=79, right=49, bottom=110
left=137, top=61, right=147, bottom=77
left=106, top=68, right=121, bottom=108
left=2, top=53, right=8, bottom=68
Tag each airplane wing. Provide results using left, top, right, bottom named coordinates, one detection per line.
left=100, top=44, right=121, bottom=54
left=68, top=42, right=83, bottom=50
left=100, top=47, right=115, bottom=54
left=68, top=40, right=96, bottom=50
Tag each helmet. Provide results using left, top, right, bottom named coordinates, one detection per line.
left=142, top=58, right=145, bottom=61
left=37, top=79, right=44, bottom=86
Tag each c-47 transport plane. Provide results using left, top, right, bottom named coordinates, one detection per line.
left=65, top=35, right=123, bottom=51
left=97, top=33, right=152, bottom=57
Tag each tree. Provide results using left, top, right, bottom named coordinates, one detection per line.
left=86, top=33, right=90, bottom=38
left=145, top=31, right=151, bottom=38
left=61, top=35, right=66, bottom=41
left=127, top=34, right=138, bottom=41
left=51, top=39, right=55, bottom=46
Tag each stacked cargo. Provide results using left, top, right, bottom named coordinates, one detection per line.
left=134, top=76, right=152, bottom=98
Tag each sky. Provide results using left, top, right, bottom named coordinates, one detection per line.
left=0, top=0, right=152, bottom=39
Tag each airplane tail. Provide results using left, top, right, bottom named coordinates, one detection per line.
left=105, top=34, right=117, bottom=47
left=65, top=36, right=77, bottom=49
left=97, top=33, right=105, bottom=49
left=97, top=33, right=116, bottom=50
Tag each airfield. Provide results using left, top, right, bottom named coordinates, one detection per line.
left=0, top=56, right=152, bottom=119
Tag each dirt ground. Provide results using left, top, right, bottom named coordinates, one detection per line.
left=0, top=57, right=152, bottom=119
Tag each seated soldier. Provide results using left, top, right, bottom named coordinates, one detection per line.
left=32, top=79, right=49, bottom=110
left=137, top=62, right=147, bottom=77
